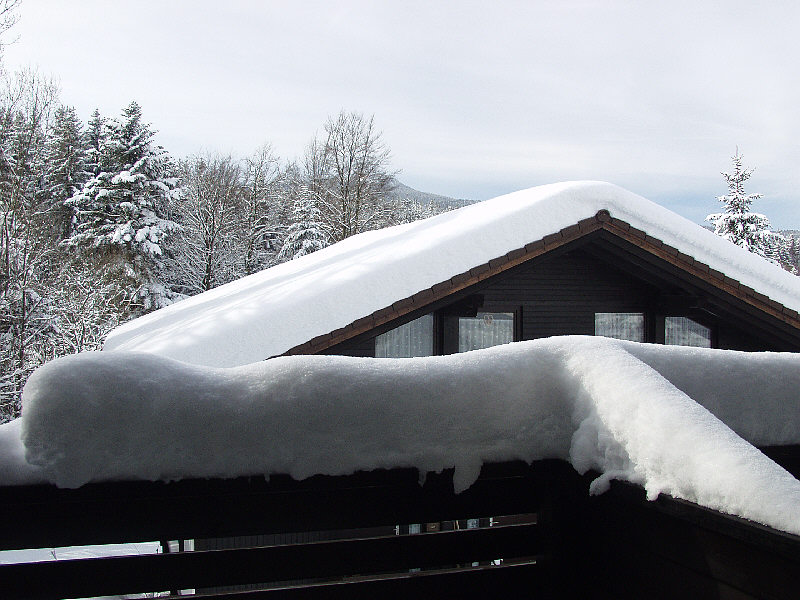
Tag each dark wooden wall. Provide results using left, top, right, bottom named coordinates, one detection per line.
left=482, top=248, right=653, bottom=340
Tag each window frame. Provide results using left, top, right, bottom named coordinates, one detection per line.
left=593, top=309, right=718, bottom=348
left=372, top=303, right=522, bottom=357
left=374, top=312, right=435, bottom=358
left=441, top=304, right=522, bottom=355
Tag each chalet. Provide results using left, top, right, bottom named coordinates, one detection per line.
left=3, top=181, right=800, bottom=599
left=106, top=181, right=800, bottom=362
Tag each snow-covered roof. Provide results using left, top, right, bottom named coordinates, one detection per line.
left=4, top=337, right=800, bottom=535
left=104, top=181, right=800, bottom=367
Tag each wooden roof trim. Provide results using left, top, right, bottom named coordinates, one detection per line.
left=286, top=210, right=800, bottom=356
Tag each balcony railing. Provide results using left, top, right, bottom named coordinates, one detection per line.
left=1, top=448, right=798, bottom=599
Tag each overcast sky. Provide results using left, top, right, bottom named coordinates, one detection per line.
left=5, top=1, right=800, bottom=227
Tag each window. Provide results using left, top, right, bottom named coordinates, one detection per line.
left=375, top=313, right=434, bottom=357
left=457, top=312, right=515, bottom=352
left=665, top=316, right=711, bottom=347
left=377, top=307, right=518, bottom=357
left=594, top=312, right=645, bottom=342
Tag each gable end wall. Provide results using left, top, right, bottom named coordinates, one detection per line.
left=287, top=212, right=800, bottom=356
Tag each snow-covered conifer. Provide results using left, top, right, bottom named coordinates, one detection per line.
left=64, top=101, right=178, bottom=311
left=706, top=149, right=784, bottom=261
left=83, top=108, right=106, bottom=177
left=278, top=187, right=328, bottom=262
left=398, top=198, right=433, bottom=224
left=44, top=105, right=88, bottom=238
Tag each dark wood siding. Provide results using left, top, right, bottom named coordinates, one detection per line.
left=328, top=336, right=374, bottom=357
left=481, top=249, right=654, bottom=340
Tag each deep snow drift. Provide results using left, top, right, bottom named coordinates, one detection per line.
left=103, top=182, right=800, bottom=367
left=5, top=336, right=800, bottom=536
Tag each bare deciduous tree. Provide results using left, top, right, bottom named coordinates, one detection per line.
left=241, top=143, right=285, bottom=274
left=0, top=0, right=20, bottom=62
left=307, top=111, right=396, bottom=242
left=0, top=68, right=60, bottom=420
left=168, top=154, right=245, bottom=294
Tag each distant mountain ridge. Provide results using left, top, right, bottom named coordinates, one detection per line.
left=388, top=180, right=474, bottom=211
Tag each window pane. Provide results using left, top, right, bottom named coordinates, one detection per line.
left=375, top=313, right=434, bottom=357
left=594, top=313, right=645, bottom=342
left=458, top=312, right=514, bottom=352
left=665, top=316, right=711, bottom=347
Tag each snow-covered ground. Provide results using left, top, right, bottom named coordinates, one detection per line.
left=2, top=336, right=799, bottom=535
left=103, top=182, right=800, bottom=367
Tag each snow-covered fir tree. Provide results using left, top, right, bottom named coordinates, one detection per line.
left=761, top=231, right=797, bottom=274
left=706, top=150, right=783, bottom=260
left=785, top=235, right=800, bottom=273
left=397, top=198, right=435, bottom=224
left=64, top=101, right=178, bottom=311
left=83, top=108, right=106, bottom=178
left=44, top=105, right=88, bottom=238
left=278, top=187, right=328, bottom=262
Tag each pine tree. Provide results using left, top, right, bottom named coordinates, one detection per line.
left=398, top=198, right=434, bottom=224
left=706, top=149, right=781, bottom=259
left=44, top=105, right=88, bottom=238
left=64, top=101, right=178, bottom=311
left=83, top=108, right=106, bottom=177
left=278, top=187, right=328, bottom=262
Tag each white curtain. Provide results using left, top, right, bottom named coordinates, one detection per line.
left=375, top=313, right=434, bottom=358
left=458, top=312, right=514, bottom=352
left=594, top=313, right=645, bottom=342
left=665, top=316, right=711, bottom=347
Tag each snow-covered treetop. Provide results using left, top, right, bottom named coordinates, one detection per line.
left=706, top=150, right=778, bottom=257
left=104, top=181, right=800, bottom=367
left=716, top=150, right=763, bottom=215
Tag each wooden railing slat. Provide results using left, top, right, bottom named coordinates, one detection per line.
left=190, top=561, right=548, bottom=600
